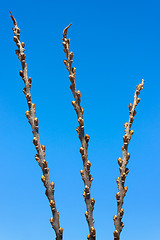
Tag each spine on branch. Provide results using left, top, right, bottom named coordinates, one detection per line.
left=10, top=11, right=62, bottom=240
left=62, top=24, right=96, bottom=240
left=113, top=79, right=144, bottom=240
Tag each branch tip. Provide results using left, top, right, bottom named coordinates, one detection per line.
left=63, top=23, right=72, bottom=38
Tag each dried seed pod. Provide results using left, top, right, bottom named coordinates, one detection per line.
left=69, top=75, right=75, bottom=83
left=128, top=103, right=133, bottom=111
left=59, top=228, right=63, bottom=235
left=80, top=147, right=84, bottom=155
left=85, top=134, right=90, bottom=143
left=85, top=185, right=89, bottom=193
left=19, top=70, right=24, bottom=77
left=21, top=42, right=25, bottom=48
left=91, top=198, right=95, bottom=206
left=25, top=110, right=30, bottom=120
left=33, top=137, right=38, bottom=146
left=72, top=101, right=76, bottom=108
left=78, top=117, right=84, bottom=126
left=28, top=77, right=32, bottom=84
left=124, top=122, right=128, bottom=129
left=34, top=118, right=39, bottom=126
left=42, top=145, right=45, bottom=152
left=85, top=211, right=89, bottom=218
left=41, top=175, right=45, bottom=183
left=63, top=59, right=68, bottom=66
left=118, top=157, right=123, bottom=167
left=50, top=182, right=55, bottom=189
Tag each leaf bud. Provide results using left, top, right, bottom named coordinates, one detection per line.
left=43, top=160, right=47, bottom=168
left=87, top=235, right=90, bottom=240
left=50, top=217, right=54, bottom=226
left=21, top=42, right=25, bottom=48
left=17, top=27, right=20, bottom=33
left=35, top=154, right=39, bottom=162
left=59, top=228, right=63, bottom=235
left=126, top=153, right=130, bottom=160
left=26, top=94, right=31, bottom=102
left=72, top=101, right=76, bottom=108
left=113, top=230, right=119, bottom=237
left=116, top=177, right=120, bottom=185
left=78, top=117, right=84, bottom=126
left=15, top=50, right=19, bottom=56
left=128, top=103, right=133, bottom=111
left=23, top=87, right=26, bottom=95
left=76, top=126, right=80, bottom=134
left=91, top=227, right=96, bottom=236
left=77, top=90, right=81, bottom=99
left=83, top=191, right=86, bottom=198
left=85, top=134, right=90, bottom=143
left=130, top=130, right=134, bottom=136
left=130, top=116, right=134, bottom=123
left=41, top=145, right=45, bottom=152
left=120, top=208, right=124, bottom=217
left=124, top=122, right=128, bottom=129
left=69, top=75, right=75, bottom=83
left=50, top=200, right=55, bottom=208
left=69, top=51, right=73, bottom=60
left=85, top=185, right=89, bottom=193
left=91, top=198, right=95, bottom=206
left=34, top=118, right=39, bottom=126
left=80, top=147, right=84, bottom=155
left=41, top=175, right=45, bottom=183
left=87, top=160, right=91, bottom=170
left=25, top=110, right=30, bottom=120
left=124, top=186, right=128, bottom=194
left=32, top=103, right=35, bottom=110
left=13, top=36, right=18, bottom=43
left=137, top=98, right=141, bottom=104
left=89, top=174, right=93, bottom=182
left=21, top=53, right=26, bottom=60
left=50, top=182, right=55, bottom=189
left=123, top=134, right=128, bottom=142
left=85, top=211, right=89, bottom=218
left=81, top=107, right=84, bottom=114
left=116, top=192, right=120, bottom=200
left=33, top=137, right=38, bottom=146
left=62, top=41, right=67, bottom=48
left=63, top=59, right=68, bottom=66
left=133, top=110, right=137, bottom=116
left=28, top=77, right=32, bottom=84
left=72, top=67, right=76, bottom=74
left=80, top=170, right=84, bottom=176
left=113, top=215, right=117, bottom=221
left=118, top=157, right=123, bottom=167
left=125, top=168, right=129, bottom=175
left=19, top=70, right=24, bottom=77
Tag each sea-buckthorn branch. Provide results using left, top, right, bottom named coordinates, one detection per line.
left=113, top=79, right=144, bottom=240
left=10, top=11, right=63, bottom=240
left=62, top=24, right=96, bottom=240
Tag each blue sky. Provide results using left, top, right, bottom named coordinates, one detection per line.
left=0, top=0, right=160, bottom=239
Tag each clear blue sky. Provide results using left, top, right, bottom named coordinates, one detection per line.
left=0, top=0, right=160, bottom=239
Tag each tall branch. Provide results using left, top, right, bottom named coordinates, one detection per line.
left=10, top=11, right=63, bottom=240
left=62, top=24, right=96, bottom=240
left=113, top=79, right=144, bottom=240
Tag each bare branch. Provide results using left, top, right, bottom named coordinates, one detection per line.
left=113, top=79, right=144, bottom=240
left=62, top=25, right=96, bottom=240
left=10, top=11, right=63, bottom=240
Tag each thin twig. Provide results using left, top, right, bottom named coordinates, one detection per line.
left=10, top=11, right=63, bottom=240
left=62, top=24, right=96, bottom=240
left=113, top=79, right=144, bottom=240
